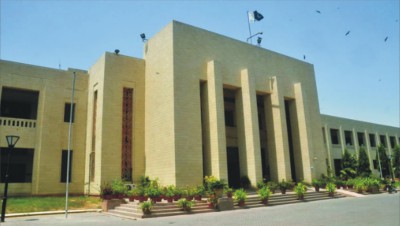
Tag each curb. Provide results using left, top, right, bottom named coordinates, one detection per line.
left=6, top=209, right=102, bottom=218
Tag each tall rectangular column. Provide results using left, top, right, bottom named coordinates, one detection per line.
left=205, top=60, right=228, bottom=180
left=264, top=77, right=291, bottom=181
left=236, top=69, right=262, bottom=185
left=293, top=83, right=312, bottom=182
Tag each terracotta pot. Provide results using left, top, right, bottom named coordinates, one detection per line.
left=186, top=196, right=194, bottom=201
left=314, top=186, right=320, bottom=192
left=166, top=197, right=173, bottom=203
left=238, top=200, right=245, bottom=207
left=194, top=195, right=202, bottom=201
left=261, top=199, right=268, bottom=205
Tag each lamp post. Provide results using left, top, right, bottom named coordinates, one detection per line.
left=1, top=135, right=20, bottom=222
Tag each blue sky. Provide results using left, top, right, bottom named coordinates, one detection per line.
left=1, top=0, right=399, bottom=127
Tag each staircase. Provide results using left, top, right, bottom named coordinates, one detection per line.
left=106, top=190, right=347, bottom=219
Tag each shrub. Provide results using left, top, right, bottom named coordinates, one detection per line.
left=266, top=181, right=278, bottom=193
left=100, top=182, right=113, bottom=199
left=140, top=201, right=153, bottom=214
left=177, top=198, right=194, bottom=211
left=257, top=186, right=272, bottom=201
left=233, top=188, right=247, bottom=203
left=326, top=182, right=336, bottom=197
left=357, top=146, right=372, bottom=177
left=294, top=182, right=307, bottom=200
left=111, top=178, right=127, bottom=196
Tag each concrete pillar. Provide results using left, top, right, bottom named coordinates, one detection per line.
left=324, top=124, right=334, bottom=176
left=236, top=68, right=262, bottom=185
left=264, top=77, right=291, bottom=182
left=364, top=130, right=374, bottom=172
left=205, top=60, right=228, bottom=180
left=292, top=83, right=312, bottom=182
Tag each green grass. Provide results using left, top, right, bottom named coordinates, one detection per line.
left=2, top=196, right=101, bottom=214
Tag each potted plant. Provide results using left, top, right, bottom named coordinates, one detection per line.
left=224, top=187, right=233, bottom=198
left=326, top=182, right=336, bottom=197
left=194, top=185, right=205, bottom=201
left=278, top=179, right=290, bottom=194
left=174, top=187, right=182, bottom=201
left=100, top=182, right=113, bottom=200
left=267, top=181, right=278, bottom=194
left=354, top=178, right=366, bottom=194
left=164, top=185, right=176, bottom=203
left=147, top=187, right=162, bottom=203
left=346, top=179, right=354, bottom=189
left=294, top=182, right=307, bottom=200
left=140, top=201, right=153, bottom=215
left=311, top=179, right=322, bottom=192
left=233, top=188, right=247, bottom=207
left=257, top=186, right=272, bottom=205
left=111, top=179, right=127, bottom=199
left=257, top=180, right=266, bottom=189
left=177, top=198, right=194, bottom=212
left=207, top=193, right=218, bottom=209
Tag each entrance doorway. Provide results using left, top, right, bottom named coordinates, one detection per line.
left=226, top=147, right=241, bottom=188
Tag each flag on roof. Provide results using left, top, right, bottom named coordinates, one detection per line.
left=248, top=10, right=264, bottom=23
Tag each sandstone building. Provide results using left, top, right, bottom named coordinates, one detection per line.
left=0, top=21, right=399, bottom=195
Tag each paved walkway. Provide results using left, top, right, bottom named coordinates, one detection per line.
left=4, top=192, right=399, bottom=226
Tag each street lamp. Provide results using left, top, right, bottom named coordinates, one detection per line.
left=1, top=135, right=20, bottom=222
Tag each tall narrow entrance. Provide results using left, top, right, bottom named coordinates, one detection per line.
left=285, top=100, right=297, bottom=182
left=226, top=147, right=241, bottom=188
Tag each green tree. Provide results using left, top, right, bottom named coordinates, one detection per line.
left=340, top=149, right=357, bottom=180
left=357, top=146, right=371, bottom=177
left=377, top=144, right=390, bottom=178
left=392, top=145, right=400, bottom=179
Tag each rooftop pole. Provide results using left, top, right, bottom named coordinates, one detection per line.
left=65, top=72, right=76, bottom=218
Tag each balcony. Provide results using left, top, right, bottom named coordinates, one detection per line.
left=0, top=117, right=36, bottom=128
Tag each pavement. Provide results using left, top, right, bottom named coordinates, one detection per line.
left=3, top=192, right=400, bottom=226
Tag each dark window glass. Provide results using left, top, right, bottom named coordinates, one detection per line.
left=334, top=159, right=342, bottom=177
left=389, top=136, right=395, bottom=148
left=330, top=129, right=339, bottom=145
left=61, top=150, right=73, bottom=183
left=344, top=131, right=353, bottom=146
left=379, top=135, right=386, bottom=147
left=357, top=132, right=365, bottom=146
left=373, top=160, right=377, bottom=169
left=225, top=110, right=235, bottom=127
left=0, top=87, right=39, bottom=119
left=64, top=103, right=75, bottom=123
left=0, top=148, right=34, bottom=183
left=369, top=134, right=376, bottom=147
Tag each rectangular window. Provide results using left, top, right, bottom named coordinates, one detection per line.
left=64, top=103, right=75, bottom=123
left=389, top=136, right=396, bottom=148
left=357, top=132, right=365, bottom=146
left=61, top=150, right=73, bottom=183
left=330, top=129, right=340, bottom=145
left=369, top=134, right=376, bottom=147
left=0, top=148, right=34, bottom=183
left=379, top=135, right=386, bottom=147
left=334, top=159, right=342, bottom=177
left=225, top=110, right=235, bottom=127
left=344, top=130, right=353, bottom=146
left=0, top=87, right=39, bottom=119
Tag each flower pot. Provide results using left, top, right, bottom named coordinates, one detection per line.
left=129, top=196, right=135, bottom=202
left=314, top=186, right=320, bottom=192
left=142, top=209, right=151, bottom=215
left=214, top=189, right=224, bottom=198
left=186, top=196, right=194, bottom=201
left=194, top=195, right=202, bottom=201
left=166, top=197, right=174, bottom=203
left=238, top=200, right=245, bottom=207
left=103, top=194, right=112, bottom=200
left=297, top=194, right=304, bottom=200
left=280, top=189, right=286, bottom=195
left=208, top=202, right=215, bottom=208
left=173, top=195, right=181, bottom=201
left=329, top=192, right=334, bottom=198
left=226, top=193, right=233, bottom=198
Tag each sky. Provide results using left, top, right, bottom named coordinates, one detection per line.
left=1, top=0, right=399, bottom=127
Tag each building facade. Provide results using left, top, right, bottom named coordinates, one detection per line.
left=0, top=21, right=399, bottom=195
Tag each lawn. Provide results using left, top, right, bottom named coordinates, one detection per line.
left=2, top=196, right=101, bottom=214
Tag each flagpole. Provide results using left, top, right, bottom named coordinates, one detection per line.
left=65, top=72, right=76, bottom=218
left=247, top=11, right=252, bottom=44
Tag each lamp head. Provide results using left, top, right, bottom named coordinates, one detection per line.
left=6, top=135, right=20, bottom=148
left=140, top=33, right=146, bottom=42
left=257, top=37, right=262, bottom=45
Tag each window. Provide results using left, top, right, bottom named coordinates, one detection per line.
left=0, top=87, right=39, bottom=119
left=330, top=129, right=340, bottom=145
left=225, top=110, right=235, bottom=127
left=369, top=134, right=376, bottom=147
left=379, top=135, right=386, bottom=147
left=0, top=148, right=34, bottom=183
left=373, top=160, right=378, bottom=169
left=64, top=103, right=75, bottom=123
left=61, top=150, right=73, bottom=183
left=357, top=132, right=365, bottom=146
left=389, top=136, right=396, bottom=148
left=334, top=159, right=342, bottom=177
left=344, top=130, right=353, bottom=146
